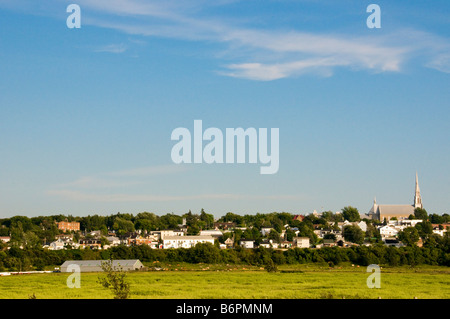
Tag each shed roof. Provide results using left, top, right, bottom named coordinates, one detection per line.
left=61, top=259, right=142, bottom=268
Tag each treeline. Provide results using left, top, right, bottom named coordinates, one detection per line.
left=1, top=208, right=449, bottom=248
left=1, top=240, right=449, bottom=272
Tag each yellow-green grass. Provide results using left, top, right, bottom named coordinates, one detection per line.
left=0, top=265, right=449, bottom=299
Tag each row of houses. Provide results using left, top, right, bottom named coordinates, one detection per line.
left=44, top=226, right=314, bottom=250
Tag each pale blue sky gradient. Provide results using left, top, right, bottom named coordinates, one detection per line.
left=0, top=0, right=449, bottom=218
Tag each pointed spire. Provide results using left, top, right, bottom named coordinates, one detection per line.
left=415, top=172, right=420, bottom=193
left=414, top=172, right=422, bottom=209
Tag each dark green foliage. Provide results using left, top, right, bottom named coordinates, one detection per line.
left=264, top=259, right=278, bottom=272
left=343, top=225, right=365, bottom=244
left=0, top=243, right=449, bottom=270
left=341, top=206, right=361, bottom=222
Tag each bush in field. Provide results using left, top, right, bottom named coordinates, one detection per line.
left=97, top=259, right=131, bottom=299
left=264, top=259, right=278, bottom=272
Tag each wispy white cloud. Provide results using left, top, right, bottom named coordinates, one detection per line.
left=55, top=165, right=190, bottom=190
left=107, top=165, right=188, bottom=177
left=73, top=0, right=448, bottom=80
left=94, top=43, right=127, bottom=54
left=2, top=0, right=449, bottom=79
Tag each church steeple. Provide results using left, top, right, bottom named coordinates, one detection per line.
left=414, top=172, right=422, bottom=209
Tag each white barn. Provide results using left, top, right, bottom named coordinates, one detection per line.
left=60, top=259, right=144, bottom=272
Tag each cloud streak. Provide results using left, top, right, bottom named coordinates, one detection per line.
left=76, top=0, right=449, bottom=80
left=56, top=165, right=190, bottom=189
left=2, top=0, right=449, bottom=79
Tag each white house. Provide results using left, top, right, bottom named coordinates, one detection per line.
left=49, top=238, right=76, bottom=250
left=357, top=221, right=367, bottom=232
left=163, top=235, right=214, bottom=249
left=239, top=240, right=254, bottom=249
left=399, top=219, right=423, bottom=227
left=259, top=240, right=271, bottom=249
left=293, top=237, right=310, bottom=248
left=433, top=229, right=447, bottom=236
left=49, top=239, right=65, bottom=250
left=200, top=230, right=223, bottom=238
left=261, top=228, right=272, bottom=237
left=151, top=230, right=185, bottom=241
left=378, top=225, right=399, bottom=238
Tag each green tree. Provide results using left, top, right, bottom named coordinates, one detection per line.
left=200, top=209, right=214, bottom=229
left=398, top=227, right=420, bottom=247
left=112, top=217, right=135, bottom=236
left=264, top=259, right=278, bottom=273
left=343, top=225, right=364, bottom=244
left=415, top=221, right=433, bottom=239
left=268, top=229, right=281, bottom=243
left=342, top=206, right=360, bottom=222
left=414, top=207, right=428, bottom=221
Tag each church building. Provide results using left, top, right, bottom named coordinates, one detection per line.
left=365, top=173, right=423, bottom=222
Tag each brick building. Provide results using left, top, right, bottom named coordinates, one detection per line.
left=57, top=220, right=80, bottom=232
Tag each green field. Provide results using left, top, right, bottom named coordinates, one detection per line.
left=0, top=264, right=449, bottom=299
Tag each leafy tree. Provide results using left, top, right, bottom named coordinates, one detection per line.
left=112, top=217, right=135, bottom=236
left=268, top=229, right=282, bottom=243
left=323, top=233, right=336, bottom=241
left=342, top=206, right=360, bottom=222
left=190, top=243, right=220, bottom=264
left=415, top=221, right=433, bottom=239
left=199, top=209, right=214, bottom=229
left=414, top=207, right=428, bottom=221
left=398, top=227, right=420, bottom=247
left=264, top=259, right=278, bottom=272
left=343, top=225, right=364, bottom=244
left=429, top=213, right=446, bottom=224
left=285, top=229, right=295, bottom=242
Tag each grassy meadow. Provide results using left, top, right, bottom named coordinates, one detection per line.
left=0, top=263, right=449, bottom=299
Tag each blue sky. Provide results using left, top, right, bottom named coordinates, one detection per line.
left=0, top=0, right=449, bottom=218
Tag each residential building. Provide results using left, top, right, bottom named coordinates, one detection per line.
left=151, top=230, right=185, bottom=241
left=322, top=239, right=337, bottom=247
left=261, top=228, right=272, bottom=237
left=378, top=225, right=399, bottom=238
left=279, top=241, right=293, bottom=249
left=293, top=214, right=304, bottom=221
left=56, top=220, right=80, bottom=232
left=213, top=222, right=236, bottom=230
left=224, top=237, right=234, bottom=248
left=163, top=235, right=214, bottom=249
left=293, top=237, right=310, bottom=248
left=79, top=239, right=102, bottom=249
left=200, top=229, right=223, bottom=238
left=128, top=234, right=159, bottom=246
left=239, top=240, right=254, bottom=249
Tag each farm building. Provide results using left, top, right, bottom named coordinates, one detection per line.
left=60, top=259, right=144, bottom=272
